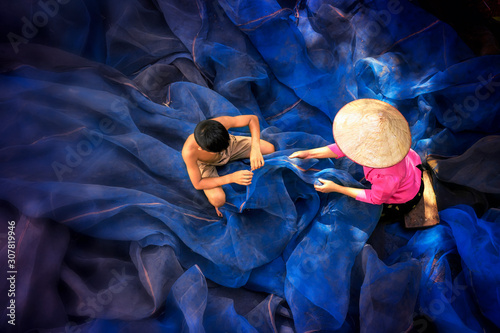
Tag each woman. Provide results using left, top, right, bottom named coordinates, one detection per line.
left=289, top=99, right=424, bottom=221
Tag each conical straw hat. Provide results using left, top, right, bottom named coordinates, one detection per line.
left=333, top=99, right=411, bottom=168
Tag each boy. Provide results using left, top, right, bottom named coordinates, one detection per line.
left=182, top=115, right=275, bottom=217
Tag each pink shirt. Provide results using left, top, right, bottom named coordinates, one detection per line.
left=328, top=144, right=422, bottom=205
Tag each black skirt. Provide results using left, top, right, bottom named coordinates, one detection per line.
left=379, top=165, right=425, bottom=223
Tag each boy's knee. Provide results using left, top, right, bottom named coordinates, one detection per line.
left=262, top=141, right=275, bottom=154
left=208, top=191, right=226, bottom=208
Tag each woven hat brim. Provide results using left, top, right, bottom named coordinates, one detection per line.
left=333, top=99, right=411, bottom=168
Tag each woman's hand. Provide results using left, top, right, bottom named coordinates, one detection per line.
left=314, top=178, right=342, bottom=193
left=289, top=150, right=310, bottom=159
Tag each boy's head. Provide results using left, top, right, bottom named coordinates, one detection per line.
left=194, top=120, right=230, bottom=152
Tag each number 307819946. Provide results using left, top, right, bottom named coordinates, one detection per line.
left=7, top=220, right=16, bottom=268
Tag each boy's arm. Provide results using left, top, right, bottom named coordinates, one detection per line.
left=182, top=149, right=253, bottom=190
left=212, top=115, right=264, bottom=170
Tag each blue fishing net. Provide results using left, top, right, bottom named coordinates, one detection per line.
left=1, top=0, right=499, bottom=332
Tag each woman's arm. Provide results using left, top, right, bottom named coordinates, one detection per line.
left=314, top=178, right=364, bottom=199
left=289, top=146, right=338, bottom=159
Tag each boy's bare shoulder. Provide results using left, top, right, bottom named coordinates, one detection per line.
left=182, top=134, right=197, bottom=157
left=184, top=133, right=195, bottom=144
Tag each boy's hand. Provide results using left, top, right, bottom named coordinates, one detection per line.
left=289, top=150, right=310, bottom=159
left=250, top=148, right=264, bottom=171
left=314, top=178, right=341, bottom=193
left=230, top=170, right=254, bottom=185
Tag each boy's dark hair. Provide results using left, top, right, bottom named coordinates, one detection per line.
left=194, top=119, right=230, bottom=152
